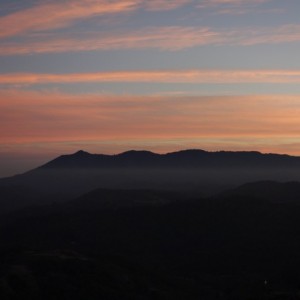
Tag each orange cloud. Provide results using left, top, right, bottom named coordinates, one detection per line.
left=1, top=69, right=300, bottom=85
left=1, top=89, right=300, bottom=173
left=0, top=26, right=221, bottom=55
left=0, top=0, right=270, bottom=39
left=0, top=0, right=139, bottom=39
left=1, top=89, right=300, bottom=145
left=1, top=23, right=299, bottom=55
left=0, top=0, right=197, bottom=40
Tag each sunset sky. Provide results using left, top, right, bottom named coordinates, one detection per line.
left=1, top=0, right=300, bottom=176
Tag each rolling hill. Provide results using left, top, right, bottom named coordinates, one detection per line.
left=2, top=149, right=300, bottom=212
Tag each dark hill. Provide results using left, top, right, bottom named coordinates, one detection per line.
left=66, top=188, right=180, bottom=211
left=224, top=180, right=300, bottom=203
left=39, top=149, right=300, bottom=169
left=2, top=149, right=300, bottom=213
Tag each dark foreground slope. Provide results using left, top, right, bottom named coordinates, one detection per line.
left=1, top=184, right=300, bottom=299
left=2, top=149, right=300, bottom=212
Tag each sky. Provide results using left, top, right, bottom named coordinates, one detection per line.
left=1, top=0, right=300, bottom=177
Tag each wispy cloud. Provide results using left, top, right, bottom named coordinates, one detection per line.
left=143, top=0, right=192, bottom=11
left=1, top=23, right=299, bottom=55
left=0, top=0, right=276, bottom=42
left=0, top=26, right=222, bottom=55
left=0, top=0, right=139, bottom=39
left=238, top=24, right=300, bottom=45
left=209, top=0, right=267, bottom=3
left=1, top=69, right=300, bottom=85
left=198, top=0, right=270, bottom=5
left=213, top=6, right=284, bottom=15
left=0, top=0, right=196, bottom=40
left=197, top=0, right=272, bottom=13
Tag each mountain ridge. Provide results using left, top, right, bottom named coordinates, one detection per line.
left=2, top=149, right=300, bottom=213
left=37, top=149, right=300, bottom=170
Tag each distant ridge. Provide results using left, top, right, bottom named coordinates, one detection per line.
left=39, top=149, right=300, bottom=170
left=2, top=149, right=300, bottom=211
left=224, top=180, right=300, bottom=203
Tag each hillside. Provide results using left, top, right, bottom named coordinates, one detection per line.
left=1, top=149, right=300, bottom=213
left=1, top=185, right=300, bottom=299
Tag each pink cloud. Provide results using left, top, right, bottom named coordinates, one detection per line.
left=0, top=0, right=197, bottom=40
left=0, top=26, right=222, bottom=55
left=0, top=0, right=278, bottom=45
left=1, top=23, right=299, bottom=55
left=0, top=0, right=139, bottom=39
left=2, top=89, right=300, bottom=171
left=1, top=69, right=300, bottom=85
left=1, top=89, right=300, bottom=144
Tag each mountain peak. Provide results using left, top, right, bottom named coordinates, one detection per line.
left=119, top=150, right=157, bottom=157
left=73, top=150, right=90, bottom=156
left=32, top=148, right=300, bottom=172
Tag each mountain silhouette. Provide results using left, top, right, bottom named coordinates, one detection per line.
left=2, top=149, right=300, bottom=212
left=2, top=149, right=300, bottom=298
left=38, top=149, right=300, bottom=169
